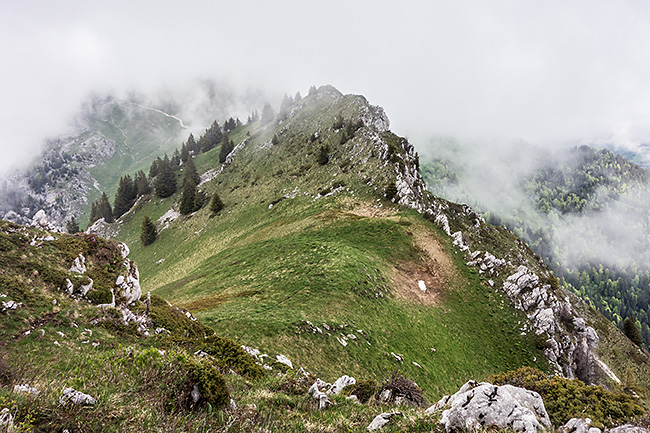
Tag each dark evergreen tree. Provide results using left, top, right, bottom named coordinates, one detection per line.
left=199, top=120, right=222, bottom=152
left=260, top=102, right=275, bottom=126
left=113, top=175, right=137, bottom=218
left=180, top=143, right=189, bottom=163
left=187, top=133, right=198, bottom=154
left=183, top=155, right=201, bottom=189
left=179, top=178, right=198, bottom=215
left=98, top=192, right=114, bottom=223
left=308, top=85, right=317, bottom=95
left=272, top=134, right=279, bottom=145
left=66, top=218, right=80, bottom=234
left=224, top=117, right=237, bottom=132
left=235, top=117, right=242, bottom=128
left=171, top=149, right=181, bottom=166
left=294, top=91, right=302, bottom=102
left=623, top=317, right=643, bottom=346
left=385, top=182, right=398, bottom=201
left=219, top=134, right=234, bottom=164
left=140, top=216, right=157, bottom=246
left=134, top=170, right=151, bottom=196
left=318, top=145, right=329, bottom=165
left=250, top=109, right=259, bottom=123
left=89, top=202, right=99, bottom=225
left=280, top=93, right=293, bottom=114
left=153, top=155, right=177, bottom=198
left=149, top=157, right=161, bottom=178
left=210, top=192, right=224, bottom=215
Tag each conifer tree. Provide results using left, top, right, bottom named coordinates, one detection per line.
left=318, top=145, right=329, bottom=165
left=171, top=149, right=181, bottom=166
left=180, top=143, right=189, bottom=163
left=623, top=317, right=643, bottom=346
left=179, top=178, right=198, bottom=215
left=66, top=218, right=80, bottom=234
left=294, top=91, right=302, bottom=102
left=219, top=134, right=234, bottom=164
left=113, top=175, right=137, bottom=218
left=187, top=133, right=198, bottom=154
left=149, top=157, right=161, bottom=178
left=260, top=102, right=275, bottom=126
left=153, top=155, right=177, bottom=198
left=140, top=216, right=157, bottom=246
left=89, top=202, right=99, bottom=225
left=210, top=192, right=224, bottom=215
left=308, top=85, right=317, bottom=95
left=280, top=93, right=293, bottom=114
left=99, top=192, right=114, bottom=223
left=134, top=170, right=151, bottom=196
left=183, top=155, right=201, bottom=186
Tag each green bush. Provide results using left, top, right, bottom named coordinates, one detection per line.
left=343, top=379, right=377, bottom=403
left=148, top=295, right=207, bottom=339
left=201, top=335, right=265, bottom=380
left=185, top=358, right=229, bottom=409
left=491, top=367, right=644, bottom=427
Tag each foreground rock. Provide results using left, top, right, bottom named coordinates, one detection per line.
left=429, top=380, right=550, bottom=433
left=609, top=426, right=650, bottom=433
left=59, top=387, right=97, bottom=405
left=367, top=412, right=402, bottom=431
left=559, top=418, right=601, bottom=433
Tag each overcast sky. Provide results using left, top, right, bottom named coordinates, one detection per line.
left=2, top=0, right=650, bottom=174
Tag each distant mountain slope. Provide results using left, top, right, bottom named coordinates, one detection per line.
left=421, top=139, right=650, bottom=346
left=88, top=86, right=650, bottom=401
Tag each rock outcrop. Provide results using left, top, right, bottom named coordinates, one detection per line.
left=59, top=387, right=97, bottom=405
left=367, top=412, right=402, bottom=431
left=429, top=380, right=551, bottom=433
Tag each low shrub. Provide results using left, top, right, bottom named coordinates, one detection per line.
left=381, top=372, right=425, bottom=407
left=185, top=358, right=230, bottom=410
left=491, top=366, right=644, bottom=427
left=343, top=379, right=377, bottom=403
left=201, top=335, right=265, bottom=380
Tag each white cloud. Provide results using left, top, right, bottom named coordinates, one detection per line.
left=2, top=0, right=650, bottom=173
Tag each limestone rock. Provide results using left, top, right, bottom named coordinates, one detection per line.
left=0, top=408, right=14, bottom=432
left=276, top=354, right=293, bottom=369
left=13, top=384, right=39, bottom=395
left=559, top=418, right=601, bottom=433
left=432, top=380, right=550, bottom=433
left=328, top=375, right=356, bottom=395
left=69, top=254, right=87, bottom=274
left=59, top=387, right=97, bottom=405
left=116, top=260, right=141, bottom=305
left=367, top=412, right=402, bottom=431
left=308, top=380, right=332, bottom=410
left=609, top=425, right=650, bottom=433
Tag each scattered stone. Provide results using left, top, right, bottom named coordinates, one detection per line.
left=559, top=418, right=601, bottom=433
left=194, top=350, right=208, bottom=358
left=430, top=380, right=550, bottom=433
left=53, top=341, right=61, bottom=347
left=241, top=345, right=260, bottom=359
left=69, top=254, right=87, bottom=274
left=0, top=408, right=14, bottom=431
left=13, top=384, right=39, bottom=395
left=413, top=361, right=423, bottom=368
left=367, top=412, right=402, bottom=431
left=60, top=387, right=97, bottom=405
left=276, top=354, right=293, bottom=369
left=609, top=425, right=650, bottom=433
left=418, top=280, right=427, bottom=292
left=308, top=380, right=332, bottom=410
left=346, top=395, right=360, bottom=403
left=230, top=398, right=237, bottom=409
left=328, top=375, right=356, bottom=395
left=155, top=327, right=170, bottom=335
left=191, top=384, right=201, bottom=403
left=390, top=352, right=404, bottom=362
left=1, top=300, right=22, bottom=312
left=337, top=337, right=348, bottom=346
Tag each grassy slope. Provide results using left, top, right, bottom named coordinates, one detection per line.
left=115, top=89, right=549, bottom=401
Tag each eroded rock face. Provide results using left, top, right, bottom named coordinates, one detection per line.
left=116, top=260, right=141, bottom=305
left=609, top=425, right=650, bottom=433
left=328, top=375, right=356, bottom=396
left=430, top=381, right=550, bottom=433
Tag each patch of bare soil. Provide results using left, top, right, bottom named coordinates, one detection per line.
left=391, top=224, right=456, bottom=306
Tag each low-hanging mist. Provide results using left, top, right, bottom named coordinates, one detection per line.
left=420, top=137, right=650, bottom=343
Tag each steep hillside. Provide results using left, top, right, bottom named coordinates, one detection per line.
left=101, top=86, right=649, bottom=402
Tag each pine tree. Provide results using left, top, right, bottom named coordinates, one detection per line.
left=318, top=145, right=329, bottom=165
left=180, top=143, right=189, bottom=163
left=99, top=192, right=114, bottom=223
left=183, top=155, right=201, bottom=186
left=66, top=218, right=80, bottom=234
left=187, top=133, right=198, bottom=154
left=140, top=216, right=157, bottom=246
left=219, top=134, right=234, bottom=164
left=260, top=102, right=275, bottom=126
left=210, top=192, right=224, bottom=215
left=280, top=93, right=293, bottom=114
left=385, top=182, right=398, bottom=201
left=89, top=202, right=99, bottom=225
left=179, top=178, right=198, bottom=215
left=149, top=157, right=161, bottom=178
left=171, top=149, right=181, bottom=166
left=153, top=155, right=177, bottom=198
left=113, top=175, right=137, bottom=218
left=623, top=317, right=643, bottom=346
left=308, top=85, right=317, bottom=95
left=294, top=91, right=302, bottom=102
left=134, top=170, right=151, bottom=196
